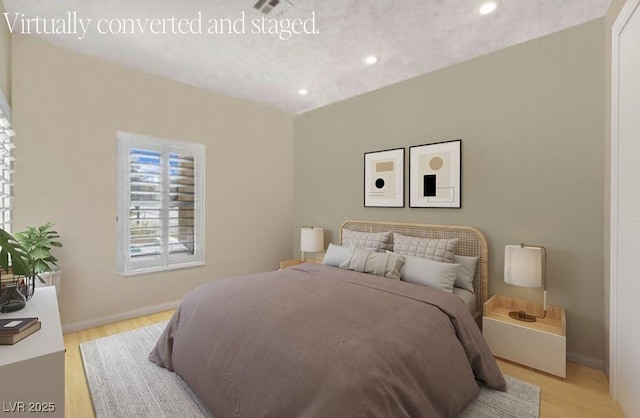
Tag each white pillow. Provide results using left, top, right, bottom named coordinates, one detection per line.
left=393, top=252, right=460, bottom=293
left=340, top=247, right=405, bottom=280
left=453, top=255, right=478, bottom=293
left=322, top=243, right=355, bottom=267
left=392, top=233, right=458, bottom=263
left=342, top=229, right=391, bottom=252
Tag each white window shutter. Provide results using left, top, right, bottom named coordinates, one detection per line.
left=117, top=133, right=205, bottom=275
left=0, top=105, right=14, bottom=233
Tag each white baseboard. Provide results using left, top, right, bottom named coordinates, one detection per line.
left=62, top=299, right=182, bottom=334
left=567, top=351, right=604, bottom=371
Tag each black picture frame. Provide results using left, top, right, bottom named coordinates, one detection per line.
left=364, top=147, right=405, bottom=208
left=409, top=139, right=462, bottom=208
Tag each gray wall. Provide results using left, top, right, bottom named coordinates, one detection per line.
left=294, top=20, right=605, bottom=367
left=13, top=35, right=294, bottom=329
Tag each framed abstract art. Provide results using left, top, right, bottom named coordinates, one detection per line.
left=364, top=148, right=404, bottom=208
left=409, top=140, right=461, bottom=208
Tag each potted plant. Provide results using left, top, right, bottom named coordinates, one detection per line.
left=0, top=228, right=35, bottom=312
left=15, top=222, right=63, bottom=295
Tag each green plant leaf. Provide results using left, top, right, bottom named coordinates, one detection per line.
left=30, top=247, right=52, bottom=260
left=0, top=229, right=33, bottom=277
left=39, top=223, right=54, bottom=232
left=34, top=259, right=49, bottom=273
left=14, top=222, right=61, bottom=274
left=0, top=247, right=8, bottom=273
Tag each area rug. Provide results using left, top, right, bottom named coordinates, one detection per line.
left=80, top=322, right=540, bottom=418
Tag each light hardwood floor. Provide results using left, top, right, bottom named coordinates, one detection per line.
left=64, top=310, right=625, bottom=418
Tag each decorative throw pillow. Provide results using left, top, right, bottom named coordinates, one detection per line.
left=392, top=233, right=458, bottom=263
left=342, top=229, right=391, bottom=252
left=322, top=243, right=355, bottom=267
left=453, top=255, right=478, bottom=293
left=394, top=252, right=460, bottom=293
left=339, top=247, right=405, bottom=280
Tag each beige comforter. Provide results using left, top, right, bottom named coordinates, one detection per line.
left=150, top=263, right=506, bottom=418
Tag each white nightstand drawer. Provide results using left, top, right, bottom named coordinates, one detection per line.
left=483, top=295, right=566, bottom=378
left=483, top=316, right=566, bottom=378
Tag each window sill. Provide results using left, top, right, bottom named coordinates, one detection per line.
left=120, top=261, right=206, bottom=277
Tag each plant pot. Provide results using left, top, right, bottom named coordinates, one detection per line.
left=36, top=270, right=62, bottom=296
left=0, top=282, right=27, bottom=312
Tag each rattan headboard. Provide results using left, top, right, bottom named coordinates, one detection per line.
left=339, top=220, right=489, bottom=315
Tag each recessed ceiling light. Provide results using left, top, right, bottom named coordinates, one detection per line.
left=298, top=88, right=309, bottom=96
left=364, top=55, right=379, bottom=66
left=478, top=1, right=500, bottom=15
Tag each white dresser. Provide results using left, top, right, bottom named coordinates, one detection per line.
left=0, top=287, right=64, bottom=417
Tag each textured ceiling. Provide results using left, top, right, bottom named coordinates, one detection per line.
left=2, top=0, right=610, bottom=114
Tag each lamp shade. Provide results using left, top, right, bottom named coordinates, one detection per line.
left=504, top=245, right=543, bottom=288
left=301, top=227, right=324, bottom=253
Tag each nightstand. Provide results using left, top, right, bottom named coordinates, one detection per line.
left=483, top=295, right=566, bottom=378
left=279, top=259, right=321, bottom=270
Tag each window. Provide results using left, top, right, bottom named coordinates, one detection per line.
left=117, top=132, right=205, bottom=275
left=0, top=101, right=14, bottom=232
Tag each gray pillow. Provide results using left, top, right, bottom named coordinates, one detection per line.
left=339, top=247, right=405, bottom=280
left=322, top=243, right=355, bottom=267
left=342, top=229, right=391, bottom=252
left=394, top=252, right=460, bottom=293
left=453, top=255, right=478, bottom=293
left=392, top=233, right=458, bottom=263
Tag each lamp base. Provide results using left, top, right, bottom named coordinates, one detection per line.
left=508, top=310, right=537, bottom=322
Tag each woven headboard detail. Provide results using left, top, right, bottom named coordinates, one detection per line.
left=339, top=220, right=489, bottom=315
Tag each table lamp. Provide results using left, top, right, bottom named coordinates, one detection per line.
left=504, top=244, right=547, bottom=322
left=300, top=226, right=324, bottom=261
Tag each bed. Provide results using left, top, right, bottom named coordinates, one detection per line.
left=150, top=221, right=505, bottom=418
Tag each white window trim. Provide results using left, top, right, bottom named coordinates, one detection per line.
left=117, top=132, right=206, bottom=276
